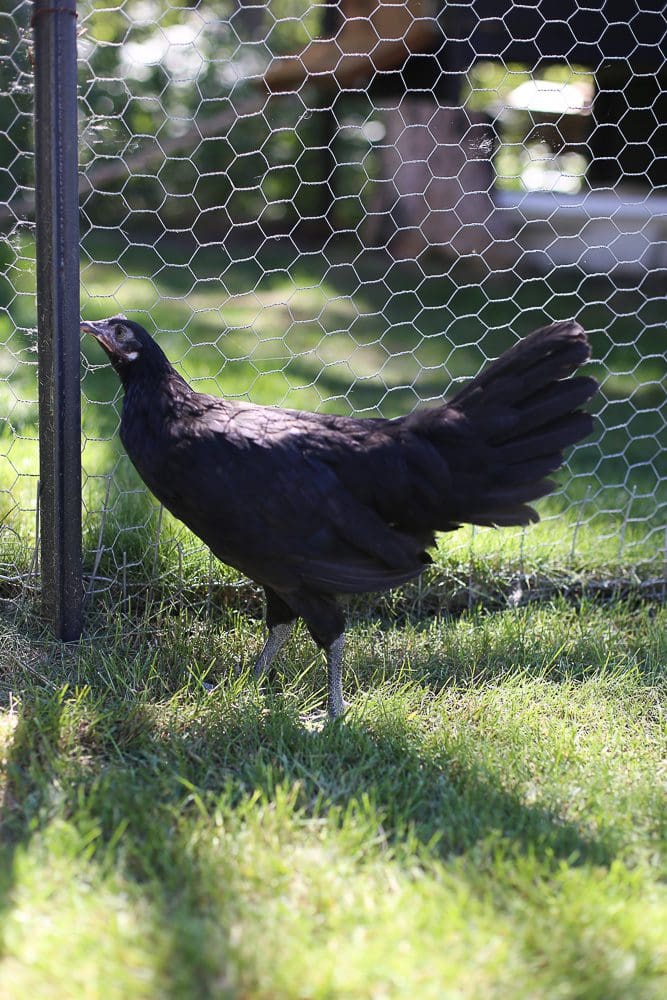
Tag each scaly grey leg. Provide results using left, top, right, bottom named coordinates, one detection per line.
left=326, top=634, right=347, bottom=719
left=253, top=622, right=294, bottom=680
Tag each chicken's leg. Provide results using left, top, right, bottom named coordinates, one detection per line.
left=326, top=634, right=347, bottom=719
left=253, top=622, right=293, bottom=679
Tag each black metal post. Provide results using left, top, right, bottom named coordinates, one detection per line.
left=32, top=0, right=82, bottom=640
left=318, top=0, right=340, bottom=225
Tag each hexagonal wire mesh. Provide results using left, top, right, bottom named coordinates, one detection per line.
left=1, top=1, right=666, bottom=623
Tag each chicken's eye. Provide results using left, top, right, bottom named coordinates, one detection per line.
left=115, top=325, right=128, bottom=341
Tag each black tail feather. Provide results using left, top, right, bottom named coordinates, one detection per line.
left=493, top=376, right=598, bottom=443
left=498, top=411, right=595, bottom=464
left=448, top=321, right=598, bottom=528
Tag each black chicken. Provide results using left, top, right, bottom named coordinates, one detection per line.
left=82, top=316, right=597, bottom=717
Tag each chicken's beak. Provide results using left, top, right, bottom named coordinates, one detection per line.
left=81, top=320, right=114, bottom=354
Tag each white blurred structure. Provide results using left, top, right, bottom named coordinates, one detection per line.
left=497, top=188, right=667, bottom=274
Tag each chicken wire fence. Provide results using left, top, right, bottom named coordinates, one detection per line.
left=1, top=0, right=666, bottom=628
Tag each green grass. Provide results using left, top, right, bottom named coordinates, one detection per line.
left=0, top=598, right=665, bottom=997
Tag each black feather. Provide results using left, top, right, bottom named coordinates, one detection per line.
left=84, top=316, right=598, bottom=652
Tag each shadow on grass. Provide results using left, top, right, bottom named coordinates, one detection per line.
left=0, top=692, right=65, bottom=942
left=0, top=690, right=221, bottom=994
left=206, top=705, right=615, bottom=866
left=0, top=662, right=617, bottom=989
left=1, top=578, right=661, bottom=989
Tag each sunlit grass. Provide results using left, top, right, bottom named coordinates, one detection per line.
left=0, top=600, right=665, bottom=997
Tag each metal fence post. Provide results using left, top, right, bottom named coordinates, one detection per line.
left=32, top=0, right=82, bottom=640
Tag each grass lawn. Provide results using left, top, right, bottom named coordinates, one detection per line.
left=0, top=598, right=665, bottom=997
left=0, top=233, right=665, bottom=995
